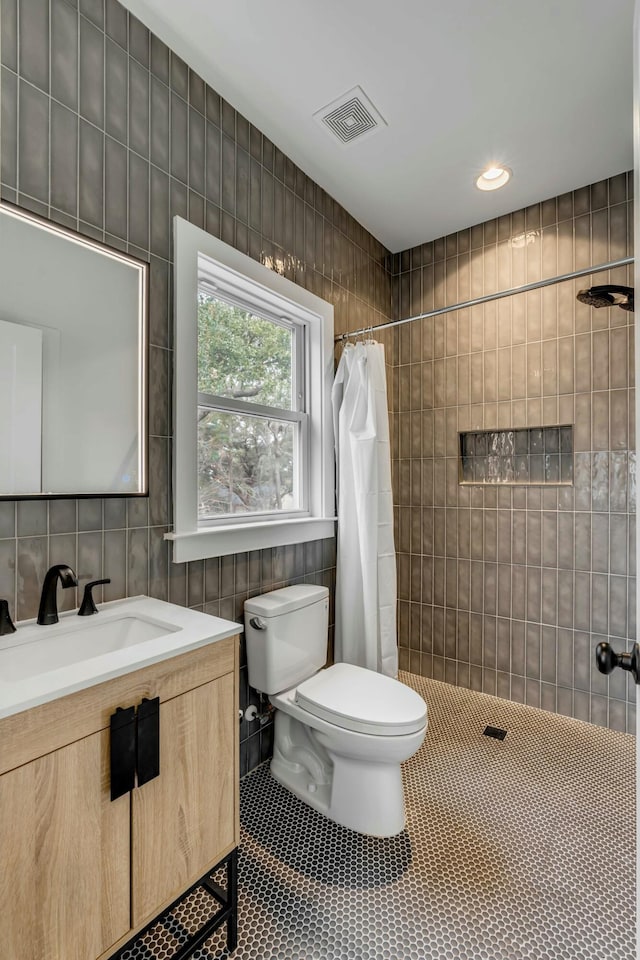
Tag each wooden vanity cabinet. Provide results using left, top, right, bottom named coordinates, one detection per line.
left=0, top=728, right=130, bottom=960
left=131, top=671, right=236, bottom=924
left=0, top=634, right=240, bottom=960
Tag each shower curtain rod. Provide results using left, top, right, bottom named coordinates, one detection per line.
left=334, top=256, right=634, bottom=342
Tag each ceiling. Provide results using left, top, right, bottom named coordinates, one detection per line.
left=121, top=0, right=635, bottom=253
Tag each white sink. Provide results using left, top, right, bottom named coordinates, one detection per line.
left=0, top=596, right=243, bottom=720
left=0, top=614, right=179, bottom=683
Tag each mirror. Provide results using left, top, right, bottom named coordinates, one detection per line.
left=0, top=202, right=148, bottom=498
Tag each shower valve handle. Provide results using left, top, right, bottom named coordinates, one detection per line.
left=595, top=642, right=640, bottom=684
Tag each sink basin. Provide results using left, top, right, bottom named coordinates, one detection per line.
left=0, top=596, right=243, bottom=720
left=1, top=615, right=179, bottom=683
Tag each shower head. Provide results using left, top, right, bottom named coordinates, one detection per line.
left=576, top=284, right=634, bottom=311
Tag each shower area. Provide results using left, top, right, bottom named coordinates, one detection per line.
left=375, top=175, right=636, bottom=734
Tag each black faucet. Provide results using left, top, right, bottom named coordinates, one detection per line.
left=37, top=564, right=78, bottom=625
left=0, top=599, right=16, bottom=636
left=78, top=578, right=111, bottom=616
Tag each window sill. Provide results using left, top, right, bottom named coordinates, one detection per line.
left=165, top=517, right=337, bottom=563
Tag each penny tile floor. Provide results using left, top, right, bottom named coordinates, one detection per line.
left=119, top=674, right=635, bottom=960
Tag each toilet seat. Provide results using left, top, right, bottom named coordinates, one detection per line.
left=294, top=663, right=427, bottom=737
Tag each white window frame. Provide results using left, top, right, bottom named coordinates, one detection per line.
left=166, top=217, right=335, bottom=562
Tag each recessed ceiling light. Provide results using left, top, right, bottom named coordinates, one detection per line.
left=476, top=165, right=512, bottom=191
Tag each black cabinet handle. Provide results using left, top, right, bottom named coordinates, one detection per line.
left=136, top=696, right=160, bottom=787
left=110, top=706, right=136, bottom=801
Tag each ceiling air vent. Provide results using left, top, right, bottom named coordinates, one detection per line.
left=313, top=85, right=387, bottom=145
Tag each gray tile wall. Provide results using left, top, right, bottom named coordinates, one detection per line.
left=391, top=175, right=637, bottom=733
left=0, top=0, right=393, bottom=774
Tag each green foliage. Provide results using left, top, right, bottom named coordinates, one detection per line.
left=197, top=294, right=296, bottom=518
left=197, top=295, right=292, bottom=407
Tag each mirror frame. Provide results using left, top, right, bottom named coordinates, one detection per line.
left=0, top=201, right=149, bottom=500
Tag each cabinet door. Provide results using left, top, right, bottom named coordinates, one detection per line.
left=131, top=672, right=236, bottom=924
left=0, top=730, right=130, bottom=960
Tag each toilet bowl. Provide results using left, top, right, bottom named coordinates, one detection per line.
left=244, top=585, right=427, bottom=837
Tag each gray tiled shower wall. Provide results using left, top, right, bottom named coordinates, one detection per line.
left=391, top=174, right=637, bottom=732
left=0, top=0, right=394, bottom=775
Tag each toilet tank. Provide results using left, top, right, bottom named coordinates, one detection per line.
left=244, top=585, right=329, bottom=693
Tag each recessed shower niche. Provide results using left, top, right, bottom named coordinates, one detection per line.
left=459, top=426, right=573, bottom=485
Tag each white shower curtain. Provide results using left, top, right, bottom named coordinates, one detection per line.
left=332, top=340, right=398, bottom=678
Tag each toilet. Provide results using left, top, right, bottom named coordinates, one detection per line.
left=244, top=584, right=428, bottom=837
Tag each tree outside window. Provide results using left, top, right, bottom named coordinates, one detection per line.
left=197, top=293, right=303, bottom=520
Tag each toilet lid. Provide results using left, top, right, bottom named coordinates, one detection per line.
left=295, top=663, right=427, bottom=736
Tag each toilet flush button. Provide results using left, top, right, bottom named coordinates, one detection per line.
left=308, top=783, right=317, bottom=793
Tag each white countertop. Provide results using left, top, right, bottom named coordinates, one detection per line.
left=0, top=596, right=243, bottom=720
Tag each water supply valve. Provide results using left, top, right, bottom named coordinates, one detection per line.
left=595, top=642, right=640, bottom=685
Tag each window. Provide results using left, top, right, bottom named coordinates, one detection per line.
left=197, top=286, right=306, bottom=522
left=168, top=219, right=335, bottom=562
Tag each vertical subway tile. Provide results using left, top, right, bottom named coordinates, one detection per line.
left=1, top=0, right=18, bottom=72
left=103, top=498, right=126, bottom=530
left=0, top=502, right=16, bottom=540
left=150, top=165, right=170, bottom=258
left=78, top=119, right=104, bottom=227
left=148, top=437, right=169, bottom=526
left=129, top=58, right=150, bottom=157
left=51, top=0, right=78, bottom=110
left=150, top=75, right=170, bottom=171
left=128, top=151, right=149, bottom=249
left=526, top=567, right=541, bottom=623
left=149, top=346, right=169, bottom=436
left=609, top=576, right=627, bottom=638
left=170, top=51, right=188, bottom=99
left=77, top=530, right=103, bottom=584
left=1, top=67, right=18, bottom=188
left=205, top=557, right=220, bottom=602
left=206, top=120, right=221, bottom=205
left=77, top=499, right=102, bottom=532
left=189, top=106, right=205, bottom=195
left=127, top=526, right=149, bottom=596
left=148, top=255, right=169, bottom=348
left=103, top=530, right=127, bottom=601
left=170, top=92, right=188, bottom=183
left=104, top=135, right=127, bottom=238
left=148, top=527, right=168, bottom=601
left=19, top=0, right=49, bottom=92
left=18, top=79, right=49, bottom=202
left=128, top=14, right=149, bottom=68
left=150, top=33, right=169, bottom=83
left=189, top=70, right=205, bottom=114
left=105, top=37, right=128, bottom=142
left=105, top=0, right=127, bottom=49
left=222, top=133, right=235, bottom=214
left=50, top=101, right=78, bottom=215
left=79, top=16, right=104, bottom=128
left=170, top=176, right=187, bottom=227
left=591, top=573, right=609, bottom=635
left=17, top=501, right=47, bottom=538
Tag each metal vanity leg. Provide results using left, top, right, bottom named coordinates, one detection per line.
left=227, top=848, right=238, bottom=953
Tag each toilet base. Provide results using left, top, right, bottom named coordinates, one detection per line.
left=270, top=711, right=406, bottom=837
